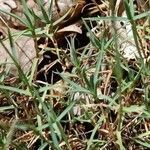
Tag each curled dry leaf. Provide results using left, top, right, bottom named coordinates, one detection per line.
left=57, top=24, right=82, bottom=34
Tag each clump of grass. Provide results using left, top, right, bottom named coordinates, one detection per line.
left=0, top=0, right=150, bottom=149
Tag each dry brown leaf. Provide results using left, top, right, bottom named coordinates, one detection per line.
left=57, top=24, right=82, bottom=34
